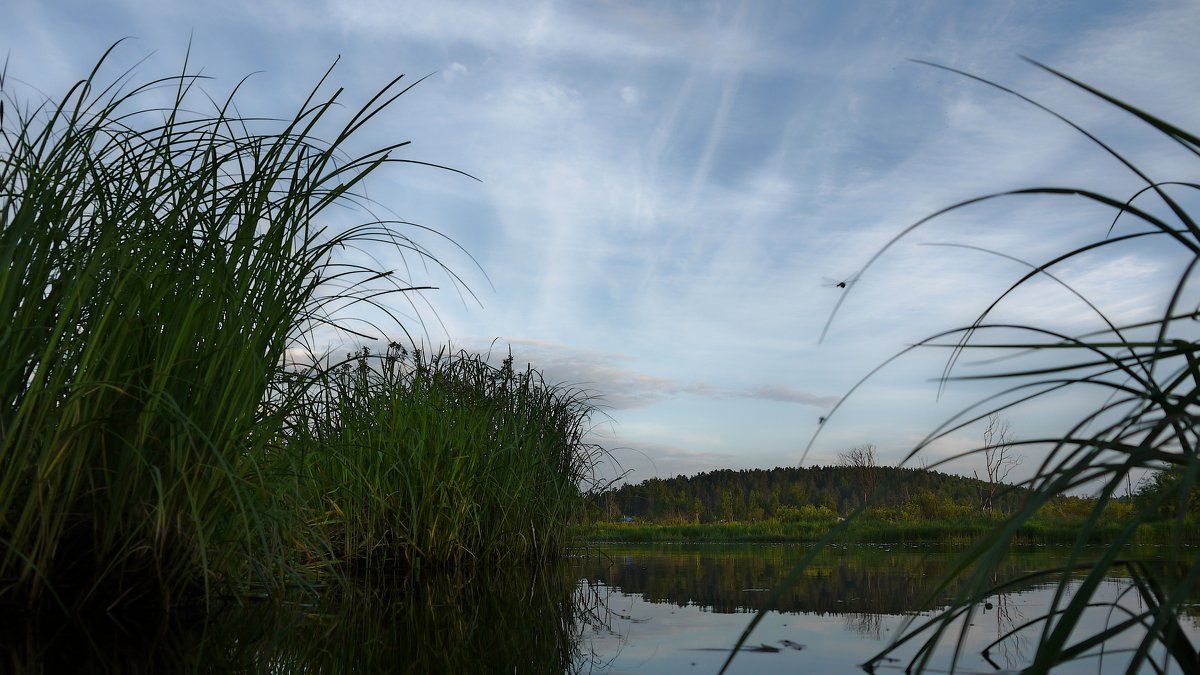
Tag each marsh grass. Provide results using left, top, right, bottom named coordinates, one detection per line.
left=725, top=60, right=1200, bottom=673
left=0, top=44, right=577, bottom=612
left=285, top=344, right=606, bottom=573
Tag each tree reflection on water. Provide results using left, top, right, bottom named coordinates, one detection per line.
left=3, top=544, right=1196, bottom=673
left=572, top=544, right=1200, bottom=674
left=573, top=543, right=1048, bottom=617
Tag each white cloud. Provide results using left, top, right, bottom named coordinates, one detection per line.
left=444, top=62, right=468, bottom=81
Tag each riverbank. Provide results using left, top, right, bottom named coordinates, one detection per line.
left=576, top=516, right=1200, bottom=545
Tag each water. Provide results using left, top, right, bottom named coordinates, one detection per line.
left=572, top=543, right=1200, bottom=673
left=4, top=543, right=1196, bottom=672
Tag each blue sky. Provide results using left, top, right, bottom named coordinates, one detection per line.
left=5, top=1, right=1198, bottom=485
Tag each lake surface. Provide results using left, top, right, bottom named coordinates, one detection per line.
left=572, top=543, right=1200, bottom=674
left=5, top=543, right=1197, bottom=672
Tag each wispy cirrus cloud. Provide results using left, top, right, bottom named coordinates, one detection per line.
left=322, top=0, right=779, bottom=72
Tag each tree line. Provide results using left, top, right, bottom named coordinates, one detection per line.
left=591, top=463, right=1026, bottom=523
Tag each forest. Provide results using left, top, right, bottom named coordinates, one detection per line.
left=591, top=464, right=1034, bottom=523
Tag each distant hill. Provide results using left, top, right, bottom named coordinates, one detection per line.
left=591, top=465, right=1025, bottom=522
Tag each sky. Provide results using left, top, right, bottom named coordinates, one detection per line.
left=4, top=0, right=1199, bottom=486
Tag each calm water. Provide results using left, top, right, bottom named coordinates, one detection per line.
left=5, top=543, right=1197, bottom=673
left=572, top=543, right=1200, bottom=674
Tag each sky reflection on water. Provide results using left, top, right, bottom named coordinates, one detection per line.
left=572, top=544, right=1200, bottom=674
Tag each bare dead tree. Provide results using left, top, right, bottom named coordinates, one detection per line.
left=974, top=415, right=1021, bottom=514
left=839, top=444, right=878, bottom=507
left=838, top=443, right=876, bottom=469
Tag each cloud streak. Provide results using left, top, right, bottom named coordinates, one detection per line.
left=469, top=338, right=839, bottom=411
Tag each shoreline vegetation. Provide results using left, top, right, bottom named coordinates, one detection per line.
left=578, top=458, right=1200, bottom=542
left=581, top=462, right=1200, bottom=545
left=0, top=46, right=605, bottom=613
left=578, top=466, right=1200, bottom=542
left=578, top=517, right=1200, bottom=546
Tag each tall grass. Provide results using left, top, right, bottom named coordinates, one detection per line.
left=0, top=44, right=472, bottom=611
left=726, top=60, right=1200, bottom=673
left=285, top=344, right=606, bottom=573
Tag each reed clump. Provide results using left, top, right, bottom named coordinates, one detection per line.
left=0, top=46, right=602, bottom=612
left=287, top=344, right=603, bottom=573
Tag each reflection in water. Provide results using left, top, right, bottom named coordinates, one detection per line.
left=571, top=544, right=1200, bottom=674
left=3, top=564, right=585, bottom=674
left=3, top=544, right=1197, bottom=673
left=980, top=579, right=1028, bottom=670
left=844, top=610, right=883, bottom=640
left=573, top=543, right=1050, bottom=617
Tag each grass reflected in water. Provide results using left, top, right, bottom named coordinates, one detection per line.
left=3, top=563, right=584, bottom=674
left=4, top=544, right=1198, bottom=672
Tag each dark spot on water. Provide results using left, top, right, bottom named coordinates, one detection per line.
left=756, top=643, right=781, bottom=653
